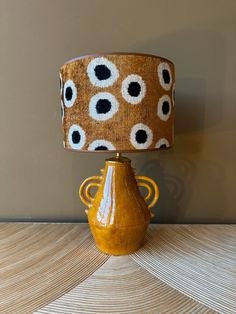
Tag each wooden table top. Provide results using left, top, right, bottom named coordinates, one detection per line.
left=0, top=223, right=235, bottom=314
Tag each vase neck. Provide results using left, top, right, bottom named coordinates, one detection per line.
left=100, top=157, right=135, bottom=187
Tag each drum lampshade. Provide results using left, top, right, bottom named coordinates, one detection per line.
left=60, top=53, right=175, bottom=152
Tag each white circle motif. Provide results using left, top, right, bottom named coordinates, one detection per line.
left=157, top=95, right=171, bottom=121
left=63, top=79, right=77, bottom=108
left=172, top=83, right=175, bottom=106
left=157, top=62, right=172, bottom=91
left=88, top=140, right=116, bottom=151
left=121, top=74, right=146, bottom=104
left=68, top=124, right=86, bottom=150
left=89, top=92, right=119, bottom=121
left=130, top=123, right=153, bottom=149
left=61, top=100, right=64, bottom=122
left=59, top=72, right=63, bottom=95
left=155, top=138, right=170, bottom=149
left=87, top=57, right=119, bottom=88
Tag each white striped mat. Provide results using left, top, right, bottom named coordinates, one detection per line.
left=0, top=224, right=235, bottom=313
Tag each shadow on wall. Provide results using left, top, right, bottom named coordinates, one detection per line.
left=134, top=153, right=196, bottom=223
left=131, top=30, right=226, bottom=222
left=137, top=154, right=228, bottom=223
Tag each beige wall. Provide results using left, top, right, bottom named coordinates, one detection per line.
left=0, top=0, right=235, bottom=222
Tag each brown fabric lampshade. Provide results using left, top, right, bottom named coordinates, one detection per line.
left=60, top=53, right=175, bottom=152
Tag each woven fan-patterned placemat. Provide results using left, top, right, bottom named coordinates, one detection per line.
left=0, top=224, right=235, bottom=314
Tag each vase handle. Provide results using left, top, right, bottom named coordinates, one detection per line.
left=135, top=175, right=159, bottom=218
left=79, top=176, right=102, bottom=214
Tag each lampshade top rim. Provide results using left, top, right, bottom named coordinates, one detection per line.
left=63, top=52, right=174, bottom=66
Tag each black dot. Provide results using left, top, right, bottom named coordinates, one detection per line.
left=95, top=145, right=108, bottom=151
left=160, top=144, right=167, bottom=149
left=61, top=105, right=63, bottom=117
left=72, top=130, right=80, bottom=144
left=65, top=87, right=73, bottom=101
left=96, top=99, right=111, bottom=114
left=135, top=129, right=148, bottom=144
left=162, top=101, right=170, bottom=115
left=162, top=69, right=170, bottom=84
left=94, top=65, right=111, bottom=80
left=128, top=82, right=141, bottom=97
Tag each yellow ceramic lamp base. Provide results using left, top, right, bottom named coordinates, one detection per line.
left=79, top=155, right=159, bottom=255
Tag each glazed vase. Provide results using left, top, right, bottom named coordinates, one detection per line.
left=79, top=156, right=159, bottom=255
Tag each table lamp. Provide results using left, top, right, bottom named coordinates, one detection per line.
left=60, top=53, right=175, bottom=255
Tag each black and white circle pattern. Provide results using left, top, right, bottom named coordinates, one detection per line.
left=59, top=73, right=63, bottom=95
left=68, top=124, right=86, bottom=150
left=157, top=95, right=171, bottom=121
left=87, top=57, right=119, bottom=88
left=130, top=123, right=153, bottom=149
left=61, top=100, right=64, bottom=122
left=158, top=62, right=172, bottom=91
left=63, top=79, right=77, bottom=108
left=89, top=92, right=119, bottom=121
left=172, top=83, right=175, bottom=106
left=155, top=138, right=170, bottom=149
left=88, top=139, right=115, bottom=151
left=122, top=74, right=146, bottom=104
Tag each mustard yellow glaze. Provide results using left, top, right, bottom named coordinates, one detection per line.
left=79, top=156, right=159, bottom=255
